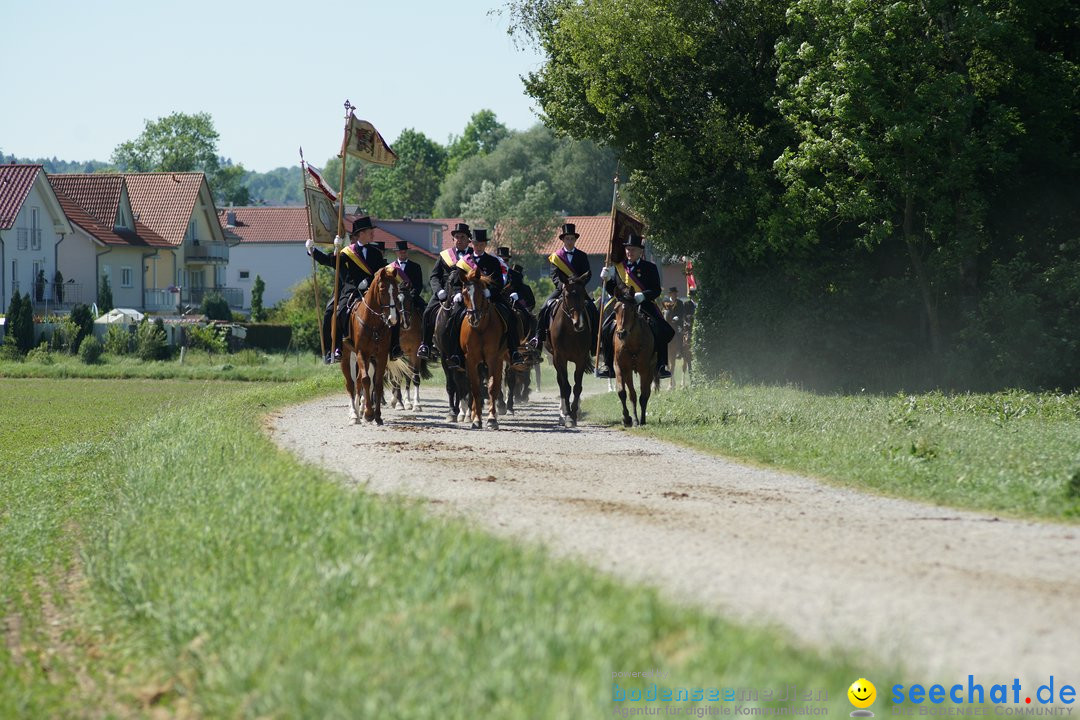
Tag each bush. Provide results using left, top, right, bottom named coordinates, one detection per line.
left=98, top=275, right=113, bottom=313
left=250, top=275, right=267, bottom=322
left=15, top=292, right=34, bottom=354
left=200, top=292, right=232, bottom=321
left=0, top=339, right=23, bottom=361
left=50, top=316, right=81, bottom=354
left=136, top=318, right=169, bottom=361
left=70, top=304, right=93, bottom=351
left=79, top=335, right=103, bottom=364
left=26, top=342, right=54, bottom=365
left=104, top=324, right=133, bottom=355
left=187, top=324, right=227, bottom=354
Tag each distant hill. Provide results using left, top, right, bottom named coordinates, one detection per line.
left=6, top=154, right=304, bottom=206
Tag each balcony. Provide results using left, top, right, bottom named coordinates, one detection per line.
left=186, top=242, right=229, bottom=264
left=183, top=287, right=243, bottom=309
left=22, top=281, right=85, bottom=311
left=144, top=288, right=179, bottom=312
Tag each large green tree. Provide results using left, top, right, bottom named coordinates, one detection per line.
left=447, top=109, right=511, bottom=173
left=362, top=129, right=448, bottom=218
left=461, top=176, right=560, bottom=274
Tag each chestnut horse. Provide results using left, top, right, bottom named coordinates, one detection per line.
left=547, top=272, right=593, bottom=428
left=388, top=290, right=430, bottom=411
left=459, top=268, right=506, bottom=430
left=340, top=266, right=401, bottom=425
left=612, top=290, right=655, bottom=427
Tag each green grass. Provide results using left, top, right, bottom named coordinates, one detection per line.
left=1, top=376, right=896, bottom=718
left=583, top=381, right=1080, bottom=521
left=0, top=348, right=328, bottom=381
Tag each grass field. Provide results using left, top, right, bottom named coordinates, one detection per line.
left=1, top=374, right=893, bottom=718
left=582, top=380, right=1080, bottom=522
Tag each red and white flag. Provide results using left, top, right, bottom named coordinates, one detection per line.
left=305, top=164, right=338, bottom=202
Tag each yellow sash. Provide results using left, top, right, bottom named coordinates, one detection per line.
left=440, top=248, right=459, bottom=268
left=616, top=262, right=645, bottom=293
left=548, top=252, right=575, bottom=279
left=341, top=245, right=374, bottom=277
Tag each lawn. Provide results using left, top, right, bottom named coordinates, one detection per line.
left=1, top=375, right=895, bottom=718
left=582, top=380, right=1080, bottom=521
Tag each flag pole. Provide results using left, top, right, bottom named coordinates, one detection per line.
left=329, top=100, right=354, bottom=362
left=595, top=165, right=620, bottom=365
left=299, top=146, right=326, bottom=357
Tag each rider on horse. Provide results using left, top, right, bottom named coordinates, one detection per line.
left=534, top=223, right=600, bottom=349
left=306, top=216, right=402, bottom=364
left=441, top=229, right=525, bottom=370
left=416, top=222, right=472, bottom=361
left=390, top=239, right=425, bottom=309
left=498, top=246, right=537, bottom=352
left=596, top=232, right=675, bottom=379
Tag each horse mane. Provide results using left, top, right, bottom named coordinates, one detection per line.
left=465, top=268, right=492, bottom=287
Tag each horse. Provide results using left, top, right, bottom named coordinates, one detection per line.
left=612, top=289, right=655, bottom=427
left=663, top=302, right=693, bottom=389
left=388, top=289, right=431, bottom=411
left=547, top=272, right=593, bottom=428
left=499, top=302, right=537, bottom=414
left=340, top=266, right=401, bottom=425
left=459, top=268, right=507, bottom=430
left=433, top=299, right=471, bottom=423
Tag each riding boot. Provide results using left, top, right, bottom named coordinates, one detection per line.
left=533, top=303, right=549, bottom=347
left=417, top=303, right=437, bottom=359
left=390, top=324, right=403, bottom=360
left=504, top=309, right=524, bottom=365
left=321, top=306, right=334, bottom=363
left=443, top=312, right=463, bottom=370
left=596, top=325, right=615, bottom=378
left=656, top=341, right=672, bottom=379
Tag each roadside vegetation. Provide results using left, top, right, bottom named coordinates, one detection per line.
left=1, top=376, right=894, bottom=717
left=583, top=381, right=1080, bottom=522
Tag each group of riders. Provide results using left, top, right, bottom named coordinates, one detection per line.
left=305, top=215, right=695, bottom=380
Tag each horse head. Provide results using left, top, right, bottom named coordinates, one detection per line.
left=560, top=271, right=591, bottom=333
left=461, top=268, right=492, bottom=327
left=369, top=266, right=402, bottom=326
left=614, top=289, right=643, bottom=340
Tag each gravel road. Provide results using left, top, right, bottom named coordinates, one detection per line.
left=268, top=384, right=1080, bottom=688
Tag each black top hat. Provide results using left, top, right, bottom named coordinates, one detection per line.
left=623, top=232, right=645, bottom=248
left=668, top=286, right=678, bottom=293
left=373, top=241, right=386, bottom=250
left=350, top=216, right=374, bottom=235
left=450, top=222, right=472, bottom=238
left=512, top=264, right=524, bottom=273
left=472, top=228, right=489, bottom=243
left=497, top=246, right=511, bottom=259
left=394, top=240, right=409, bottom=251
left=559, top=223, right=579, bottom=239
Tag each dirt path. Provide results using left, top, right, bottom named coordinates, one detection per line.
left=269, top=385, right=1080, bottom=687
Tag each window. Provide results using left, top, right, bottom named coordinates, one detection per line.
left=238, top=270, right=250, bottom=281
left=188, top=219, right=198, bottom=243
left=121, top=267, right=133, bottom=288
left=30, top=208, right=41, bottom=250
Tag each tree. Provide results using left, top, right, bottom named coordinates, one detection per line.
left=461, top=176, right=560, bottom=275
left=16, top=293, right=35, bottom=354
left=250, top=275, right=267, bottom=322
left=3, top=292, right=26, bottom=355
left=200, top=292, right=231, bottom=321
left=216, top=160, right=252, bottom=206
left=447, top=110, right=510, bottom=174
left=363, top=129, right=448, bottom=218
left=98, top=275, right=113, bottom=314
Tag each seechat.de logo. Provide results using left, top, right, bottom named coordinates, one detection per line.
left=850, top=678, right=878, bottom=718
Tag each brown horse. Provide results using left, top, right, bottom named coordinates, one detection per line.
left=459, top=268, right=506, bottom=430
left=547, top=272, right=593, bottom=428
left=388, top=290, right=430, bottom=411
left=499, top=303, right=537, bottom=415
left=613, top=290, right=655, bottom=427
left=662, top=301, right=693, bottom=389
left=340, top=266, right=401, bottom=425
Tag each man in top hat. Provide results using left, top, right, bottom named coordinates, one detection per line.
left=391, top=239, right=425, bottom=308
left=534, top=222, right=600, bottom=348
left=306, top=216, right=400, bottom=363
left=441, top=229, right=525, bottom=369
left=499, top=248, right=535, bottom=312
left=417, top=222, right=473, bottom=360
left=597, top=232, right=675, bottom=379
left=663, top=286, right=684, bottom=318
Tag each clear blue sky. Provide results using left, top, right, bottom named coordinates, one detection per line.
left=1, top=0, right=546, bottom=173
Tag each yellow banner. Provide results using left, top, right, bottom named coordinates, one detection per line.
left=344, top=115, right=397, bottom=166
left=304, top=186, right=339, bottom=245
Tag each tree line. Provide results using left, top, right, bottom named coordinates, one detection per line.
left=510, top=0, right=1079, bottom=391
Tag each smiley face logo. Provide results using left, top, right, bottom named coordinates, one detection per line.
left=848, top=678, right=877, bottom=712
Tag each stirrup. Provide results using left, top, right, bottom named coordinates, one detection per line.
left=595, top=363, right=614, bottom=379
left=390, top=346, right=403, bottom=360
left=416, top=344, right=431, bottom=360
left=657, top=364, right=672, bottom=379
left=511, top=350, right=525, bottom=365
left=447, top=355, right=463, bottom=370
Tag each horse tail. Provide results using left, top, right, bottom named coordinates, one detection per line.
left=383, top=357, right=413, bottom=388
left=418, top=358, right=432, bottom=380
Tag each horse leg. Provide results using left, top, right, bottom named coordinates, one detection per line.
left=505, top=364, right=516, bottom=416
left=411, top=370, right=422, bottom=411
left=569, top=362, right=585, bottom=428
left=554, top=357, right=570, bottom=427
left=390, top=378, right=403, bottom=409
left=639, top=365, right=652, bottom=426
left=615, top=365, right=632, bottom=428
left=372, top=359, right=385, bottom=426
left=627, top=365, right=640, bottom=426
left=361, top=354, right=375, bottom=423
left=343, top=348, right=359, bottom=424
left=467, top=360, right=484, bottom=429
left=487, top=356, right=502, bottom=430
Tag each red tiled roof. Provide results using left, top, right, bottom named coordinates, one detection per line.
left=47, top=174, right=124, bottom=227
left=51, top=183, right=170, bottom=248
left=217, top=206, right=308, bottom=243
left=123, top=172, right=206, bottom=246
left=0, top=165, right=42, bottom=230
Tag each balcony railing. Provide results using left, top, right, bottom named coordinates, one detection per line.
left=186, top=243, right=229, bottom=263
left=144, top=288, right=178, bottom=312
left=183, top=287, right=243, bottom=309
left=15, top=281, right=86, bottom=311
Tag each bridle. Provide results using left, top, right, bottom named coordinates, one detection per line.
left=615, top=295, right=642, bottom=340
left=355, top=272, right=399, bottom=337
left=463, top=278, right=490, bottom=328
left=558, top=282, right=588, bottom=333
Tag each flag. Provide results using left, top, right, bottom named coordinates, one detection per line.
left=608, top=201, right=646, bottom=266
left=343, top=114, right=397, bottom=166
left=305, top=186, right=339, bottom=246
left=685, top=258, right=697, bottom=293
left=305, top=163, right=337, bottom=202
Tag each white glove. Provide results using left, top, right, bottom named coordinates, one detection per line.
left=600, top=265, right=614, bottom=280
left=634, top=292, right=645, bottom=304
left=333, top=235, right=343, bottom=252
left=305, top=238, right=314, bottom=253
left=438, top=289, right=447, bottom=300
left=510, top=292, right=519, bottom=302
left=359, top=279, right=370, bottom=291
left=483, top=288, right=491, bottom=298
left=453, top=292, right=463, bottom=304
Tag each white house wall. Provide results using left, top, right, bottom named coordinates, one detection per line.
left=4, top=180, right=65, bottom=305
left=98, top=246, right=148, bottom=310
left=56, top=225, right=98, bottom=307
left=229, top=243, right=308, bottom=310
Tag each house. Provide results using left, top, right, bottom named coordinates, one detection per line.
left=48, top=174, right=172, bottom=311
left=217, top=208, right=440, bottom=312
left=0, top=164, right=73, bottom=310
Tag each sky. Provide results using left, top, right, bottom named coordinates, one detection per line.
left=1, top=0, right=547, bottom=173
